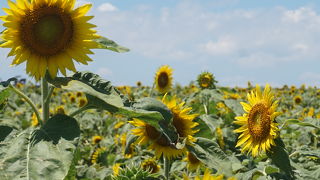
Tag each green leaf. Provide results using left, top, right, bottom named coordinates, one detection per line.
left=186, top=137, right=238, bottom=176
left=224, top=99, right=244, bottom=116
left=0, top=114, right=80, bottom=180
left=0, top=85, right=12, bottom=105
left=0, top=125, right=13, bottom=141
left=198, top=114, right=222, bottom=134
left=266, top=138, right=294, bottom=179
left=265, top=165, right=280, bottom=174
left=94, top=36, right=129, bottom=53
left=283, top=119, right=319, bottom=129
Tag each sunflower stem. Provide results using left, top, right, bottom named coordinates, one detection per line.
left=70, top=105, right=91, bottom=117
left=44, top=85, right=54, bottom=105
left=41, top=77, right=50, bottom=123
left=164, top=157, right=170, bottom=180
left=9, top=84, right=42, bottom=126
left=149, top=83, right=155, bottom=97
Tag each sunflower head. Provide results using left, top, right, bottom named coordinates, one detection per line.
left=185, top=151, right=202, bottom=171
left=197, top=72, right=217, bottom=89
left=155, top=65, right=173, bottom=94
left=141, top=158, right=160, bottom=173
left=78, top=97, right=87, bottom=107
left=1, top=0, right=100, bottom=80
left=91, top=147, right=107, bottom=164
left=294, top=95, right=302, bottom=105
left=234, top=84, right=281, bottom=157
left=92, top=135, right=103, bottom=144
left=129, top=95, right=198, bottom=159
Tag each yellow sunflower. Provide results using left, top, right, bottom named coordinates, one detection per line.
left=185, top=151, right=202, bottom=171
left=92, top=135, right=103, bottom=144
left=293, top=95, right=302, bottom=105
left=129, top=95, right=198, bottom=159
left=1, top=0, right=99, bottom=80
left=141, top=158, right=160, bottom=173
left=197, top=72, right=216, bottom=89
left=234, top=84, right=281, bottom=157
left=155, top=65, right=173, bottom=94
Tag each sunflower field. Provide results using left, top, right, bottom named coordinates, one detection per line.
left=0, top=0, right=319, bottom=180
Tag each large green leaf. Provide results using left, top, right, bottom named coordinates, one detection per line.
left=0, top=114, right=80, bottom=180
left=94, top=36, right=129, bottom=53
left=186, top=137, right=240, bottom=176
left=266, top=138, right=294, bottom=179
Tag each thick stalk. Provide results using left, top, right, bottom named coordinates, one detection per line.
left=70, top=105, right=91, bottom=117
left=9, top=84, right=42, bottom=125
left=41, top=77, right=50, bottom=123
left=164, top=157, right=170, bottom=180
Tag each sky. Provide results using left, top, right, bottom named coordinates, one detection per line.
left=1, top=0, right=320, bottom=87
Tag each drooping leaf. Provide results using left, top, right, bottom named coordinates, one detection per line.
left=94, top=36, right=129, bottom=53
left=266, top=138, right=294, bottom=179
left=0, top=114, right=80, bottom=180
left=186, top=137, right=239, bottom=176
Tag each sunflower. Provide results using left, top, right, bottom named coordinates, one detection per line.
left=91, top=147, right=107, bottom=164
left=155, top=65, right=173, bottom=94
left=141, top=158, right=160, bottom=173
left=197, top=72, right=217, bottom=89
left=293, top=95, right=302, bottom=105
left=129, top=95, right=198, bottom=159
left=234, top=84, right=281, bottom=157
left=92, top=135, right=102, bottom=144
left=185, top=151, right=202, bottom=171
left=1, top=0, right=99, bottom=80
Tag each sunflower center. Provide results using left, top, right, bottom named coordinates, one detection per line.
left=200, top=76, right=211, bottom=87
left=172, top=113, right=187, bottom=137
left=247, top=103, right=271, bottom=141
left=158, top=72, right=169, bottom=88
left=20, top=6, right=73, bottom=56
left=294, top=97, right=301, bottom=104
left=145, top=125, right=161, bottom=140
left=188, top=152, right=200, bottom=164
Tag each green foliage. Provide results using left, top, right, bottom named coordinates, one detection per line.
left=113, top=165, right=159, bottom=180
left=94, top=36, right=130, bottom=53
left=0, top=115, right=80, bottom=180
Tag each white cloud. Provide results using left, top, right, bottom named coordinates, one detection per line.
left=282, top=7, right=317, bottom=23
left=98, top=3, right=118, bottom=12
left=203, top=37, right=237, bottom=55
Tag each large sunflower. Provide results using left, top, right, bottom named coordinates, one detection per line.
left=154, top=65, right=173, bottom=94
left=129, top=95, right=198, bottom=159
left=1, top=0, right=99, bottom=80
left=234, top=84, right=281, bottom=157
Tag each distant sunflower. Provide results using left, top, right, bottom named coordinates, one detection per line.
left=155, top=65, right=173, bottom=93
left=1, top=0, right=99, bottom=80
left=234, top=84, right=281, bottom=157
left=92, top=135, right=103, bottom=144
left=91, top=147, right=107, bottom=164
left=197, top=72, right=217, bottom=89
left=293, top=95, right=302, bottom=105
left=141, top=158, right=160, bottom=173
left=185, top=151, right=202, bottom=171
left=129, top=95, right=198, bottom=159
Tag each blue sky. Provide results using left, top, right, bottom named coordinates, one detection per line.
left=1, top=0, right=320, bottom=87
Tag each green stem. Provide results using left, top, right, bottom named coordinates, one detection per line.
left=149, top=83, right=155, bottom=97
left=70, top=105, right=91, bottom=117
left=45, top=86, right=54, bottom=104
left=41, top=77, right=50, bottom=123
left=164, top=156, right=170, bottom=180
left=9, top=84, right=42, bottom=125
